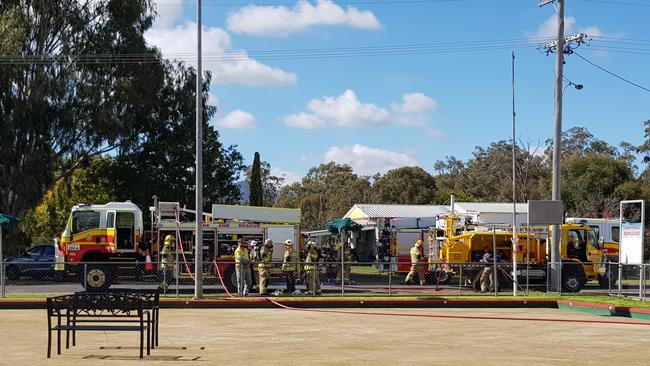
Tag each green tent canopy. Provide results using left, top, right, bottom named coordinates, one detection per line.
left=0, top=214, right=20, bottom=234
left=325, top=218, right=362, bottom=236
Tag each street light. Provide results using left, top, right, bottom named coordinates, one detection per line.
left=563, top=76, right=584, bottom=93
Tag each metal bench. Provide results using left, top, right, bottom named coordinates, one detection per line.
left=46, top=293, right=150, bottom=359
left=75, top=289, right=160, bottom=348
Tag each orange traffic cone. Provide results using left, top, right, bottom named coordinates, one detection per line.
left=145, top=249, right=153, bottom=270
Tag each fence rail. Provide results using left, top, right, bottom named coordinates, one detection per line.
left=1, top=260, right=648, bottom=299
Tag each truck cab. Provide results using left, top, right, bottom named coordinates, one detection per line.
left=57, top=202, right=145, bottom=291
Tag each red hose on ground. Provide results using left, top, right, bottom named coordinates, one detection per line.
left=210, top=260, right=648, bottom=327
left=265, top=299, right=650, bottom=326
left=213, top=261, right=235, bottom=298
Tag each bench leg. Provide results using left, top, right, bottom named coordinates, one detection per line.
left=72, top=318, right=76, bottom=346
left=140, top=328, right=144, bottom=359
left=147, top=327, right=150, bottom=356
left=151, top=310, right=156, bottom=349
left=47, top=329, right=51, bottom=358
left=57, top=328, right=61, bottom=355
left=155, top=309, right=159, bottom=347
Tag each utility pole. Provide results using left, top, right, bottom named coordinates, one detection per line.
left=512, top=51, right=517, bottom=296
left=538, top=0, right=565, bottom=292
left=538, top=0, right=588, bottom=292
left=194, top=0, right=204, bottom=300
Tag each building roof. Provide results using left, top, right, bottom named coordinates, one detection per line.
left=454, top=202, right=528, bottom=214
left=344, top=202, right=528, bottom=221
left=344, top=204, right=449, bottom=220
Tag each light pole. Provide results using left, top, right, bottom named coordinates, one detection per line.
left=194, top=0, right=204, bottom=300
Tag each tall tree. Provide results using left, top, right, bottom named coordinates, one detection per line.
left=276, top=163, right=372, bottom=230
left=249, top=152, right=263, bottom=206
left=112, top=69, right=244, bottom=212
left=244, top=159, right=284, bottom=207
left=0, top=0, right=166, bottom=216
left=561, top=153, right=634, bottom=217
left=372, top=167, right=436, bottom=204
left=21, top=157, right=117, bottom=244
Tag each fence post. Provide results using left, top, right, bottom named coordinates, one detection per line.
left=1, top=261, right=4, bottom=298
left=639, top=265, right=644, bottom=299
left=175, top=261, right=179, bottom=298
left=341, top=263, right=345, bottom=298
left=312, top=266, right=316, bottom=297
left=388, top=268, right=392, bottom=296
left=459, top=265, right=463, bottom=295
left=607, top=262, right=612, bottom=296
left=163, top=264, right=167, bottom=296
left=618, top=263, right=623, bottom=298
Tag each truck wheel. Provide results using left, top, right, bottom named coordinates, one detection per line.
left=5, top=265, right=20, bottom=281
left=84, top=265, right=114, bottom=292
left=561, top=272, right=584, bottom=293
left=224, top=267, right=238, bottom=294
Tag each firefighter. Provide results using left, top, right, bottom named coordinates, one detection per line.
left=405, top=240, right=426, bottom=285
left=249, top=240, right=260, bottom=290
left=258, top=239, right=273, bottom=295
left=479, top=248, right=494, bottom=292
left=158, top=233, right=176, bottom=289
left=304, top=241, right=321, bottom=295
left=282, top=239, right=298, bottom=294
left=234, top=240, right=252, bottom=296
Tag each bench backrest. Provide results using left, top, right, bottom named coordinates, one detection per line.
left=72, top=293, right=143, bottom=318
left=75, top=289, right=160, bottom=307
left=47, top=295, right=73, bottom=317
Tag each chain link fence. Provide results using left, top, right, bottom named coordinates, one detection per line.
left=1, top=260, right=649, bottom=298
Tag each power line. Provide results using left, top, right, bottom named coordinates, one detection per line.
left=573, top=51, right=650, bottom=93
left=153, top=0, right=473, bottom=6
left=0, top=37, right=554, bottom=64
left=578, top=0, right=650, bottom=7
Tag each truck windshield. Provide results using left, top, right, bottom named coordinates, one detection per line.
left=72, top=211, right=100, bottom=234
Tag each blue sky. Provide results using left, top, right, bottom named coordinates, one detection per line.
left=146, top=0, right=650, bottom=184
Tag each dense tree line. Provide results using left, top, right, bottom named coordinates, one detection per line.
left=278, top=124, right=650, bottom=231
left=1, top=1, right=244, bottom=249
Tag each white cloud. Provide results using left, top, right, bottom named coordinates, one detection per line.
left=270, top=167, right=302, bottom=185
left=216, top=110, right=256, bottom=129
left=534, top=15, right=577, bottom=39
left=208, top=93, right=219, bottom=107
left=283, top=112, right=327, bottom=129
left=533, top=15, right=604, bottom=40
left=145, top=22, right=297, bottom=86
left=324, top=144, right=418, bottom=176
left=227, top=0, right=381, bottom=37
left=283, top=89, right=441, bottom=130
left=307, top=89, right=390, bottom=127
left=154, top=0, right=185, bottom=28
left=391, top=92, right=438, bottom=114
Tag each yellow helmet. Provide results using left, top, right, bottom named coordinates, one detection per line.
left=415, top=240, right=423, bottom=248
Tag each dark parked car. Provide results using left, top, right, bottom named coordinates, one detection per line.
left=4, top=244, right=57, bottom=280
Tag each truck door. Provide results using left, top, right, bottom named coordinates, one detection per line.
left=115, top=211, right=136, bottom=252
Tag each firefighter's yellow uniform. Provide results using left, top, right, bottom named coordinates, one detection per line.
left=258, top=240, right=273, bottom=295
left=405, top=240, right=426, bottom=285
left=161, top=234, right=176, bottom=270
left=234, top=243, right=252, bottom=296
left=282, top=240, right=298, bottom=293
left=304, top=242, right=321, bottom=295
